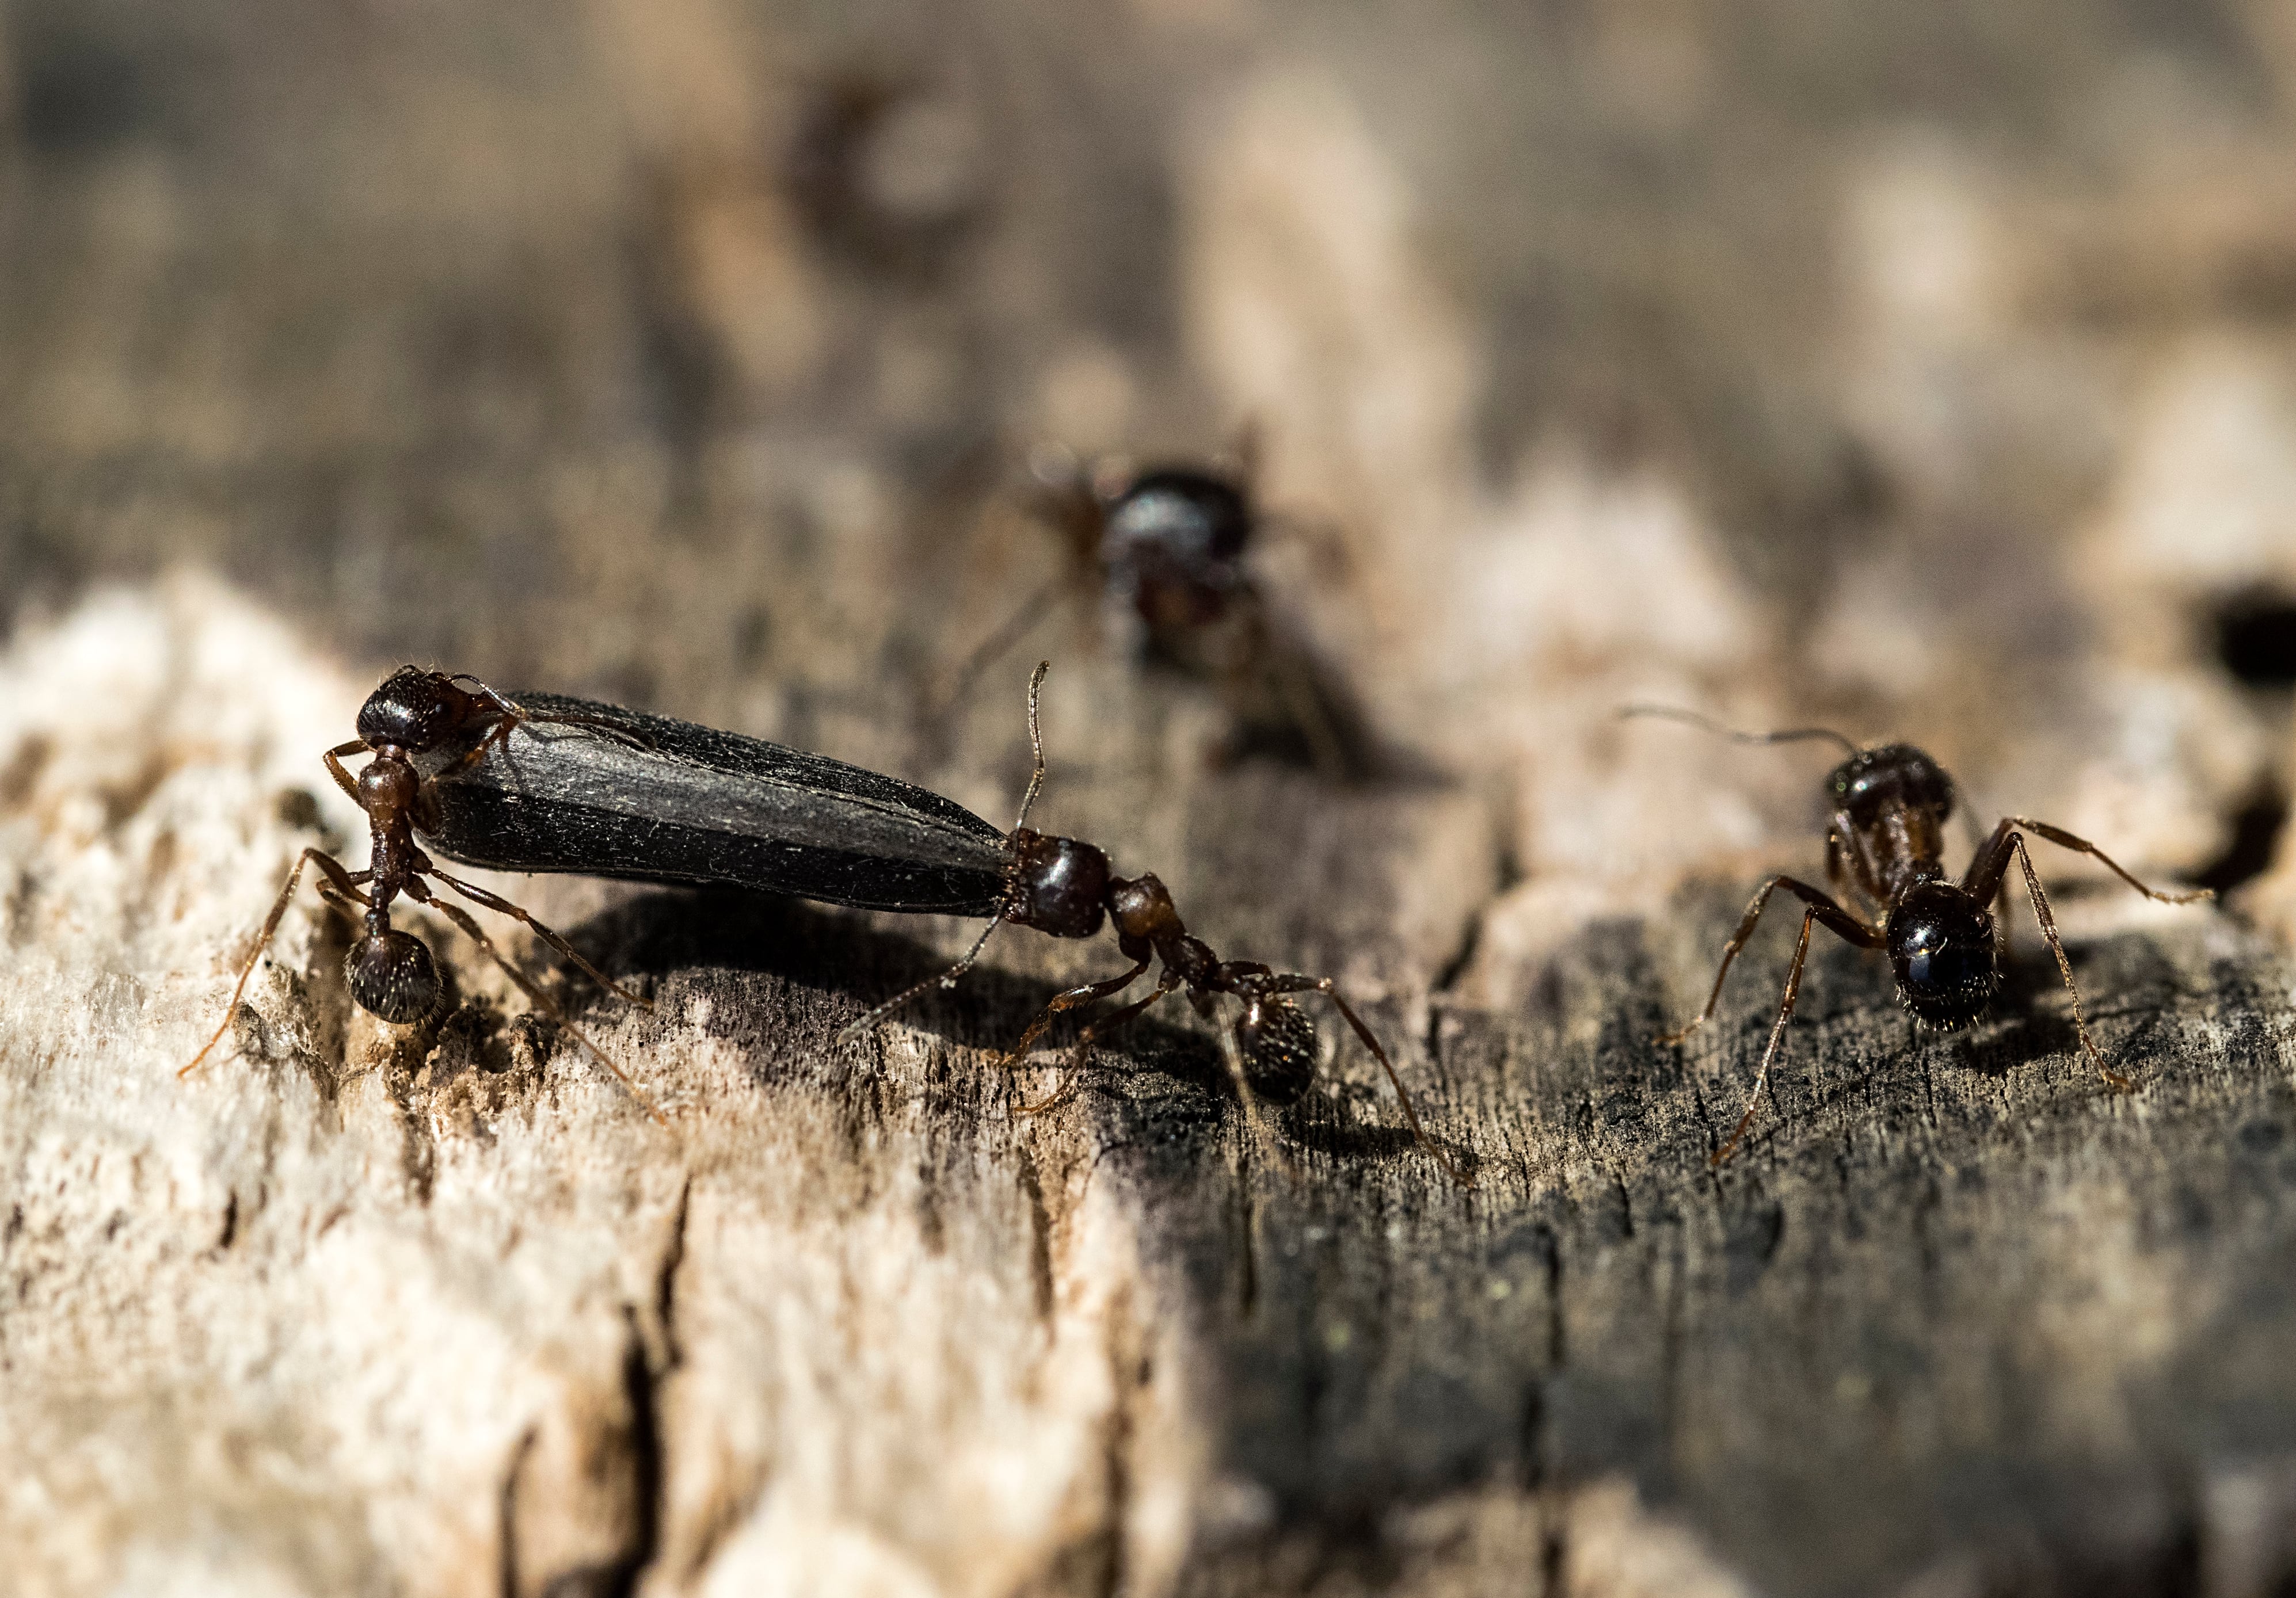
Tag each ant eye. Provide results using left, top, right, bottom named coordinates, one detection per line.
left=1235, top=996, right=1318, bottom=1105
left=345, top=930, right=443, bottom=1024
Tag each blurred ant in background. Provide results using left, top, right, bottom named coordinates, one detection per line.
left=943, top=432, right=1383, bottom=780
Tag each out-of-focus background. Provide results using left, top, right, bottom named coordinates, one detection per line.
left=10, top=0, right=2296, bottom=939
left=8, top=2, right=2296, bottom=1595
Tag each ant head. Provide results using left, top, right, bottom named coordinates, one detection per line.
left=344, top=928, right=443, bottom=1025
left=1235, top=994, right=1317, bottom=1105
left=1886, top=882, right=1997, bottom=1028
left=1829, top=743, right=1955, bottom=830
left=1005, top=828, right=1109, bottom=939
left=1101, top=470, right=1252, bottom=571
left=357, top=668, right=484, bottom=755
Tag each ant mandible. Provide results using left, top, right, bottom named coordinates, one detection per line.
left=1627, top=708, right=2214, bottom=1166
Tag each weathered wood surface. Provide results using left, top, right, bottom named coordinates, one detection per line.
left=8, top=3, right=2296, bottom=1595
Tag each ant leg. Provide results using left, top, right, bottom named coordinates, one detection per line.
left=1711, top=906, right=1823, bottom=1166
left=834, top=916, right=1008, bottom=1045
left=314, top=881, right=373, bottom=922
left=1252, top=601, right=1350, bottom=780
left=1661, top=876, right=1880, bottom=1047
left=992, top=960, right=1151, bottom=1069
left=938, top=579, right=1069, bottom=722
left=2000, top=834, right=2129, bottom=1093
left=405, top=880, right=669, bottom=1128
left=1014, top=971, right=1180, bottom=1115
left=181, top=849, right=370, bottom=1077
left=1974, top=817, right=2214, bottom=906
left=1233, top=971, right=1473, bottom=1189
left=428, top=867, right=654, bottom=1012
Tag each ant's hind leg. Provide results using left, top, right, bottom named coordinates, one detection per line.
left=429, top=867, right=654, bottom=1010
left=407, top=882, right=669, bottom=1128
left=182, top=849, right=370, bottom=1078
left=2000, top=817, right=2215, bottom=906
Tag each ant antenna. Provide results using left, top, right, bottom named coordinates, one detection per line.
left=835, top=661, right=1049, bottom=1047
left=1011, top=659, right=1050, bottom=833
left=832, top=915, right=1002, bottom=1046
left=1620, top=704, right=1859, bottom=758
left=447, top=671, right=527, bottom=723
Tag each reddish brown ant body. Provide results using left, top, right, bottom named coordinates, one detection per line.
left=181, top=674, right=664, bottom=1118
left=1629, top=708, right=2213, bottom=1165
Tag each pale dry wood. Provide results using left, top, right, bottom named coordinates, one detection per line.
left=8, top=1, right=2296, bottom=1595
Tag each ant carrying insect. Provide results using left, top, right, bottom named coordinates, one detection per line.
left=181, top=674, right=668, bottom=1121
left=1626, top=707, right=2214, bottom=1165
left=184, top=663, right=1465, bottom=1183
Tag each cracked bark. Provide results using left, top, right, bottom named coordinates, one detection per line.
left=10, top=1, right=2296, bottom=1595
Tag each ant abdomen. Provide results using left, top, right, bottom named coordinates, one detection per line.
left=345, top=929, right=444, bottom=1025
left=1235, top=994, right=1319, bottom=1104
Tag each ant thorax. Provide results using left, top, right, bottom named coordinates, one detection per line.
left=1826, top=743, right=1957, bottom=905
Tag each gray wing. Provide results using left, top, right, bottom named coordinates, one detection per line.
left=414, top=692, right=1010, bottom=917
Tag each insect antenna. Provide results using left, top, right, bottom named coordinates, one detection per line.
left=1619, top=704, right=1859, bottom=758
left=835, top=660, right=1052, bottom=1046
left=1011, top=659, right=1051, bottom=832
left=833, top=915, right=1003, bottom=1045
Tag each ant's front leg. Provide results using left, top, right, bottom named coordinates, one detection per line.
left=1661, top=876, right=1880, bottom=1047
left=1964, top=817, right=2214, bottom=908
left=321, top=739, right=369, bottom=803
left=1014, top=970, right=1185, bottom=1116
left=182, top=848, right=372, bottom=1077
left=1959, top=819, right=2206, bottom=1093
left=1711, top=903, right=1840, bottom=1166
left=993, top=959, right=1151, bottom=1070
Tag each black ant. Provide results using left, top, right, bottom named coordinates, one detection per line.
left=945, top=440, right=1368, bottom=778
left=181, top=674, right=667, bottom=1122
left=1627, top=707, right=2214, bottom=1165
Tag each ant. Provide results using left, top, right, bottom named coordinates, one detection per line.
left=180, top=674, right=667, bottom=1122
left=1627, top=707, right=2214, bottom=1165
left=945, top=438, right=1368, bottom=779
left=840, top=665, right=1469, bottom=1184
left=184, top=664, right=1463, bottom=1183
